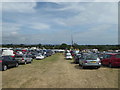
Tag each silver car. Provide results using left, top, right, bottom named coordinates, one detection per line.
left=15, top=54, right=32, bottom=64
left=79, top=54, right=101, bottom=69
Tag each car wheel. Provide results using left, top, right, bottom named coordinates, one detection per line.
left=3, top=65, right=7, bottom=71
left=24, top=61, right=27, bottom=65
left=75, top=60, right=76, bottom=64
left=15, top=63, right=19, bottom=67
left=81, top=65, right=85, bottom=69
left=96, top=66, right=100, bottom=69
left=109, top=63, right=113, bottom=68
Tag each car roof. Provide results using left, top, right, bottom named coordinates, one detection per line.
left=106, top=53, right=120, bottom=55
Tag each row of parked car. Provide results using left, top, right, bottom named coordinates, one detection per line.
left=0, top=49, right=57, bottom=71
left=65, top=50, right=120, bottom=69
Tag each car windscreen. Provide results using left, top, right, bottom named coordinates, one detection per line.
left=86, top=55, right=98, bottom=60
left=77, top=55, right=81, bottom=58
left=115, top=54, right=120, bottom=58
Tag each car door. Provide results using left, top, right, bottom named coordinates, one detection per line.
left=101, top=55, right=106, bottom=65
left=105, top=55, right=112, bottom=65
left=26, top=55, right=31, bottom=63
left=114, top=54, right=120, bottom=65
left=79, top=55, right=85, bottom=65
left=103, top=54, right=111, bottom=65
left=3, top=56, right=12, bottom=67
left=25, top=55, right=28, bottom=63
left=27, top=55, right=31, bottom=62
left=24, top=55, right=27, bottom=62
left=8, top=56, right=16, bottom=66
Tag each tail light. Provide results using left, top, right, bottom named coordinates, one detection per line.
left=22, top=58, right=24, bottom=60
left=11, top=56, right=15, bottom=58
left=0, top=60, right=2, bottom=63
left=84, top=61, right=87, bottom=63
left=13, top=52, right=16, bottom=54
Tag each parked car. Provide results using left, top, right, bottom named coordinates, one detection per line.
left=36, top=54, right=45, bottom=60
left=0, top=56, right=19, bottom=71
left=65, top=53, right=72, bottom=60
left=31, top=51, right=38, bottom=59
left=46, top=50, right=53, bottom=57
left=101, top=53, right=120, bottom=68
left=14, top=54, right=32, bottom=64
left=74, top=54, right=81, bottom=64
left=79, top=54, right=101, bottom=69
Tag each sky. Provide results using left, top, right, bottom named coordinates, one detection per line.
left=1, top=1, right=118, bottom=45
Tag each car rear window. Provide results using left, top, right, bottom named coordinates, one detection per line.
left=86, top=55, right=98, bottom=60
left=0, top=57, right=2, bottom=60
left=67, top=55, right=71, bottom=56
left=15, top=56, right=23, bottom=58
left=115, top=55, right=120, bottom=58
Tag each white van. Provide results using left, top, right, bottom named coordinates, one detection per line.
left=2, top=49, right=15, bottom=56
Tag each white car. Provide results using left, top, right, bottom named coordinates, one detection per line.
left=36, top=55, right=44, bottom=60
left=66, top=55, right=72, bottom=60
left=66, top=53, right=71, bottom=56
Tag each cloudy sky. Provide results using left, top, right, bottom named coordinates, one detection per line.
left=1, top=1, right=118, bottom=45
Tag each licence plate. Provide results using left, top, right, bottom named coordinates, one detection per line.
left=91, top=61, right=96, bottom=63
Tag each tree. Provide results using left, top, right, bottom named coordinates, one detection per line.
left=59, top=43, right=68, bottom=49
left=73, top=43, right=79, bottom=49
left=38, top=44, right=42, bottom=48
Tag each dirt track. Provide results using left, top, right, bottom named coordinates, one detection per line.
left=2, top=53, right=119, bottom=88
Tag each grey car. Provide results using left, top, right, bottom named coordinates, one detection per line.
left=15, top=54, right=32, bottom=64
left=79, top=54, right=101, bottom=69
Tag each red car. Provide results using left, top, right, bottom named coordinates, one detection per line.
left=101, top=53, right=120, bottom=68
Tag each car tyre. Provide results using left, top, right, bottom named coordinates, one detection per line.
left=3, top=65, right=7, bottom=71
left=15, top=63, right=19, bottom=67
left=81, top=65, right=85, bottom=69
left=96, top=66, right=100, bottom=69
left=24, top=61, right=27, bottom=65
left=75, top=60, right=77, bottom=64
left=109, top=63, right=113, bottom=68
left=29, top=61, right=32, bottom=64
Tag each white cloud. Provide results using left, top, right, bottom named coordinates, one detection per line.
left=29, top=23, right=50, bottom=30
left=11, top=31, right=18, bottom=35
left=74, top=24, right=118, bottom=44
left=2, top=22, right=22, bottom=37
left=54, top=2, right=118, bottom=26
left=1, top=2, right=118, bottom=44
left=2, top=2, right=36, bottom=13
left=1, top=0, right=119, bottom=2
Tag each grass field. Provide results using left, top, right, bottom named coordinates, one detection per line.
left=2, top=53, right=60, bottom=88
left=2, top=53, right=119, bottom=88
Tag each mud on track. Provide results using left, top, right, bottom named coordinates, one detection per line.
left=2, top=53, right=119, bottom=88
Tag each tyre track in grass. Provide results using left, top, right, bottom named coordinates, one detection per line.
left=2, top=53, right=118, bottom=88
left=2, top=53, right=60, bottom=88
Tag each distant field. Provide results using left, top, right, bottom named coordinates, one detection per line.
left=2, top=53, right=119, bottom=88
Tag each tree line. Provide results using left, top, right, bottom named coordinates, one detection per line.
left=1, top=43, right=120, bottom=51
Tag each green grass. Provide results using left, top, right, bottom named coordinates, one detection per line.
left=33, top=53, right=61, bottom=63
left=2, top=53, right=62, bottom=88
left=11, top=53, right=62, bottom=71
